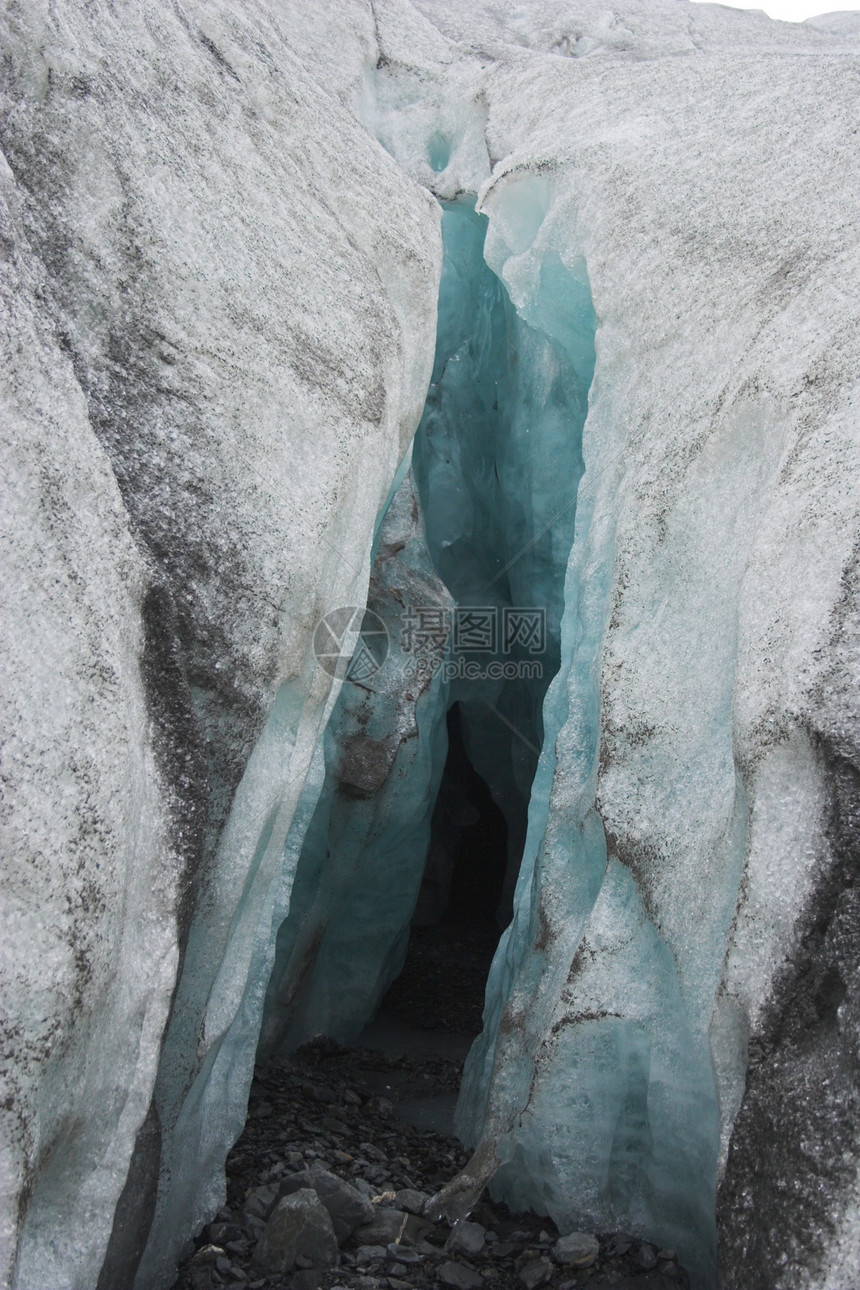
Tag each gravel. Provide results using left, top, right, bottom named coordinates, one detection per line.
left=170, top=1036, right=691, bottom=1290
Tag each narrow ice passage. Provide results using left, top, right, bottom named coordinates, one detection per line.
left=259, top=197, right=596, bottom=1056
left=411, top=200, right=597, bottom=929
left=258, top=187, right=722, bottom=1287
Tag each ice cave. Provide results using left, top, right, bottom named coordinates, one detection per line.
left=2, top=3, right=859, bottom=1290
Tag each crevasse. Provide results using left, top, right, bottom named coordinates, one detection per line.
left=259, top=171, right=721, bottom=1286
left=259, top=193, right=597, bottom=1055
left=412, top=197, right=596, bottom=922
left=455, top=178, right=721, bottom=1289
left=218, top=174, right=721, bottom=1287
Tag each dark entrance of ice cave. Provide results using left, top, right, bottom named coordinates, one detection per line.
left=257, top=197, right=597, bottom=1092
left=379, top=702, right=509, bottom=1041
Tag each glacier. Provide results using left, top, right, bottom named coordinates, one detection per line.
left=258, top=467, right=454, bottom=1054
left=1, top=2, right=859, bottom=1289
left=411, top=197, right=596, bottom=924
left=259, top=194, right=596, bottom=1050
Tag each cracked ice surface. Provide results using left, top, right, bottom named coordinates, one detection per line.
left=2, top=2, right=859, bottom=1289
left=1, top=4, right=440, bottom=1287
left=362, top=4, right=860, bottom=1284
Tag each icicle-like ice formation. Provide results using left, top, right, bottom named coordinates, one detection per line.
left=413, top=198, right=596, bottom=920
left=258, top=470, right=452, bottom=1051
left=260, top=197, right=596, bottom=1047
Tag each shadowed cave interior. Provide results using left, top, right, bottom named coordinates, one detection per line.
left=258, top=194, right=596, bottom=1090
left=379, top=702, right=509, bottom=1040
left=170, top=188, right=701, bottom=1290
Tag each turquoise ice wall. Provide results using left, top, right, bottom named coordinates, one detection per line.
left=259, top=197, right=598, bottom=1046
left=413, top=201, right=597, bottom=918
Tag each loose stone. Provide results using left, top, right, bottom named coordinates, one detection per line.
left=553, top=1230, right=599, bottom=1267
left=518, top=1257, right=554, bottom=1289
left=636, top=1241, right=659, bottom=1270
left=252, top=1188, right=338, bottom=1275
left=438, top=1258, right=485, bottom=1289
left=446, top=1220, right=486, bottom=1256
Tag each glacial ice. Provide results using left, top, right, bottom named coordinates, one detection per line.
left=444, top=46, right=858, bottom=1290
left=1, top=4, right=441, bottom=1287
left=258, top=470, right=453, bottom=1053
left=365, top=8, right=860, bottom=1286
left=413, top=198, right=596, bottom=920
left=2, top=2, right=859, bottom=1289
left=1, top=157, right=187, bottom=1290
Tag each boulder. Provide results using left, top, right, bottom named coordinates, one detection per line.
left=553, top=1231, right=599, bottom=1267
left=279, top=1164, right=374, bottom=1243
left=252, top=1189, right=338, bottom=1275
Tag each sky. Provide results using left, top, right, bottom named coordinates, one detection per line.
left=689, top=0, right=845, bottom=18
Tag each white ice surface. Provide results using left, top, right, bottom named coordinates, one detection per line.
left=1, top=4, right=440, bottom=1287
left=1, top=157, right=179, bottom=1290
left=2, top=2, right=859, bottom=1288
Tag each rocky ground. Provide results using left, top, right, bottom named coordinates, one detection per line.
left=377, top=922, right=500, bottom=1037
left=172, top=923, right=691, bottom=1290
